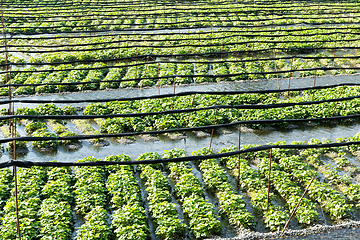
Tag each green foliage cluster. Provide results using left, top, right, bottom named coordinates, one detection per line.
left=74, top=157, right=110, bottom=240
left=164, top=148, right=222, bottom=238
left=192, top=147, right=255, bottom=228
left=1, top=167, right=47, bottom=239
left=138, top=152, right=186, bottom=240
left=105, top=154, right=149, bottom=240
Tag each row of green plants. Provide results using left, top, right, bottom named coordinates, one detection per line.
left=271, top=142, right=353, bottom=219
left=0, top=123, right=27, bottom=152
left=0, top=166, right=73, bottom=239
left=218, top=146, right=289, bottom=231
left=72, top=119, right=106, bottom=146
left=23, top=26, right=360, bottom=63
left=2, top=84, right=359, bottom=145
left=137, top=152, right=186, bottom=239
left=40, top=165, right=74, bottom=239
left=15, top=104, right=78, bottom=150
left=83, top=84, right=360, bottom=132
left=298, top=138, right=360, bottom=209
left=74, top=156, right=111, bottom=240
left=192, top=147, right=255, bottom=228
left=322, top=166, right=360, bottom=210
left=105, top=154, right=149, bottom=240
left=15, top=25, right=360, bottom=56
left=7, top=1, right=359, bottom=17
left=0, top=140, right=359, bottom=239
left=1, top=84, right=359, bottom=146
left=257, top=153, right=319, bottom=224
left=1, top=166, right=47, bottom=239
left=163, top=148, right=223, bottom=238
left=6, top=2, right=358, bottom=22
left=4, top=56, right=359, bottom=97
left=6, top=6, right=360, bottom=33
left=8, top=63, right=109, bottom=96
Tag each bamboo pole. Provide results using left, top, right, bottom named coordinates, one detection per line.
left=282, top=177, right=315, bottom=232
left=312, top=69, right=317, bottom=101
left=171, top=77, right=176, bottom=110
left=237, top=124, right=241, bottom=185
left=1, top=2, right=20, bottom=238
left=266, top=148, right=272, bottom=212
left=208, top=108, right=218, bottom=153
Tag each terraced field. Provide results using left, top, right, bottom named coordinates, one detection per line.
left=1, top=0, right=360, bottom=239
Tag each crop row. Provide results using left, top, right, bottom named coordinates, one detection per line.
left=298, top=139, right=360, bottom=210
left=0, top=165, right=74, bottom=239
left=162, top=149, right=222, bottom=238
left=0, top=139, right=359, bottom=239
left=276, top=149, right=353, bottom=219
left=0, top=123, right=27, bottom=152
left=84, top=84, right=360, bottom=132
left=220, top=140, right=360, bottom=223
left=14, top=25, right=360, bottom=51
left=40, top=165, right=73, bottom=239
left=15, top=104, right=79, bottom=151
left=74, top=156, right=111, bottom=240
left=105, top=154, right=148, bottom=240
left=5, top=2, right=357, bottom=21
left=192, top=147, right=255, bottom=228
left=138, top=152, right=186, bottom=239
left=19, top=29, right=360, bottom=63
left=1, top=166, right=47, bottom=239
left=3, top=54, right=359, bottom=98
left=7, top=12, right=360, bottom=34
left=0, top=84, right=358, bottom=151
left=0, top=84, right=359, bottom=148
left=219, top=146, right=289, bottom=231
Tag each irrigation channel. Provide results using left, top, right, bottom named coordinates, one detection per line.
left=3, top=0, right=360, bottom=240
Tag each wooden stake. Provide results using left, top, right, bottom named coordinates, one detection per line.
left=287, top=58, right=293, bottom=98
left=354, top=40, right=358, bottom=68
left=1, top=4, right=20, bottom=238
left=208, top=108, right=218, bottom=153
left=273, top=49, right=280, bottom=90
left=312, top=69, right=317, bottom=101
left=237, top=124, right=241, bottom=185
left=13, top=165, right=21, bottom=240
left=171, top=77, right=176, bottom=110
left=283, top=177, right=315, bottom=232
left=266, top=148, right=272, bottom=212
left=185, top=94, right=196, bottom=128
left=333, top=35, right=337, bottom=66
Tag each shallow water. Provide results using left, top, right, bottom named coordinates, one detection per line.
left=1, top=74, right=360, bottom=165
left=8, top=73, right=359, bottom=109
